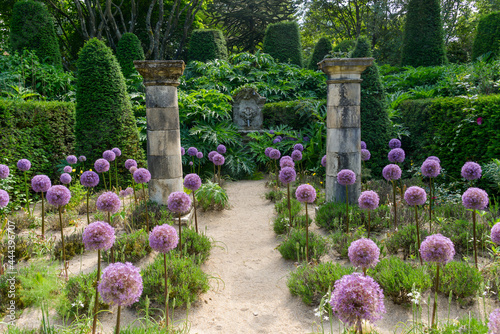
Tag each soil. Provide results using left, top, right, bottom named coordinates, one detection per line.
left=1, top=179, right=497, bottom=333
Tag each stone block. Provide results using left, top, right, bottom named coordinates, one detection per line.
left=326, top=128, right=361, bottom=153
left=145, top=86, right=178, bottom=108
left=325, top=176, right=361, bottom=204
left=148, top=178, right=183, bottom=205
left=326, top=105, right=360, bottom=128
left=147, top=155, right=182, bottom=179
left=325, top=151, right=361, bottom=176
left=146, top=108, right=179, bottom=130
left=147, top=130, right=181, bottom=156
left=326, top=83, right=361, bottom=107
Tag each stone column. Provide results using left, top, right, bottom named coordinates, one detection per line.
left=318, top=58, right=374, bottom=204
left=134, top=60, right=185, bottom=205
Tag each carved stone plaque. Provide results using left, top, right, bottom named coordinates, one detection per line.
left=232, top=87, right=266, bottom=130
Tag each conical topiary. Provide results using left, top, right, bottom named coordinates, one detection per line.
left=9, top=0, right=62, bottom=67
left=263, top=21, right=303, bottom=67
left=308, top=37, right=333, bottom=70
left=75, top=38, right=144, bottom=171
left=116, top=33, right=145, bottom=78
left=188, top=29, right=228, bottom=63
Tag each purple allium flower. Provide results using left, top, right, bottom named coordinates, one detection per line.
left=382, top=164, right=402, bottom=181
left=361, top=149, right=371, bottom=161
left=426, top=156, right=441, bottom=163
left=181, top=147, right=185, bottom=156
left=66, top=155, right=77, bottom=165
left=208, top=151, right=218, bottom=162
left=491, top=223, right=500, bottom=245
left=98, top=262, right=142, bottom=307
left=189, top=161, right=194, bottom=166
left=295, top=184, right=316, bottom=203
left=269, top=149, right=281, bottom=160
left=187, top=147, right=198, bottom=156
left=279, top=167, right=296, bottom=184
left=17, top=159, right=31, bottom=172
left=125, top=187, right=133, bottom=196
left=321, top=155, right=327, bottom=168
left=337, top=169, right=356, bottom=186
left=184, top=173, right=202, bottom=191
left=0, top=189, right=9, bottom=208
left=404, top=186, right=427, bottom=206
left=63, top=166, right=72, bottom=173
left=196, top=152, right=203, bottom=159
left=275, top=135, right=282, bottom=141
left=96, top=191, right=121, bottom=213
left=0, top=164, right=9, bottom=179
left=125, top=159, right=137, bottom=170
left=217, top=144, right=226, bottom=154
left=360, top=141, right=367, bottom=150
left=103, top=150, right=116, bottom=162
left=488, top=308, right=500, bottom=334
left=303, top=136, right=310, bottom=142
left=46, top=185, right=71, bottom=207
left=79, top=156, right=86, bottom=162
left=291, top=150, right=302, bottom=161
left=273, top=138, right=281, bottom=144
left=421, top=159, right=441, bottom=178
left=112, top=148, right=121, bottom=157
left=294, top=144, right=304, bottom=152
left=358, top=191, right=379, bottom=211
left=388, top=148, right=405, bottom=163
left=280, top=156, right=295, bottom=168
left=119, top=190, right=127, bottom=198
left=60, top=173, right=72, bottom=185
left=269, top=130, right=275, bottom=134
left=82, top=221, right=115, bottom=251
left=133, top=168, right=151, bottom=184
left=264, top=147, right=273, bottom=158
left=348, top=238, right=380, bottom=269
left=419, top=234, right=455, bottom=264
left=329, top=273, right=386, bottom=326
left=461, top=161, right=482, bottom=181
left=388, top=138, right=401, bottom=149
left=31, top=175, right=51, bottom=193
left=129, top=166, right=137, bottom=174
left=80, top=171, right=99, bottom=188
left=149, top=224, right=179, bottom=253
left=94, top=159, right=110, bottom=173
left=167, top=191, right=191, bottom=213
left=213, top=154, right=225, bottom=166
left=462, top=187, right=489, bottom=210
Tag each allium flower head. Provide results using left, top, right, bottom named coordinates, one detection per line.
left=103, top=150, right=116, bottom=162
left=94, top=159, right=110, bottom=173
left=187, top=147, right=198, bottom=156
left=273, top=138, right=281, bottom=144
left=129, top=166, right=137, bottom=174
left=66, top=155, right=77, bottom=164
left=82, top=221, right=115, bottom=251
left=348, top=238, right=380, bottom=269
left=294, top=144, right=304, bottom=152
left=404, top=186, right=427, bottom=206
left=269, top=149, right=281, bottom=160
left=303, top=136, right=310, bottom=142
left=60, top=173, right=72, bottom=185
left=78, top=156, right=86, bottom=162
left=421, top=159, right=441, bottom=178
left=0, top=164, right=9, bottom=179
left=462, top=187, right=489, bottom=210
left=264, top=147, right=273, bottom=158
left=291, top=150, right=302, bottom=161
left=419, top=234, right=455, bottom=264
left=321, top=155, right=327, bottom=168
left=98, top=262, right=143, bottom=307
left=275, top=135, right=283, bottom=141
left=167, top=191, right=191, bottom=213
left=337, top=169, right=356, bottom=186
left=213, top=153, right=225, bottom=166
left=361, top=141, right=367, bottom=150
left=184, top=173, right=202, bottom=191
left=217, top=144, right=226, bottom=154
left=32, top=175, right=51, bottom=193
left=208, top=151, right=218, bottom=161
left=279, top=167, right=296, bottom=184
left=461, top=161, right=482, bottom=181
left=269, top=130, right=275, bottom=134
left=488, top=308, right=500, bottom=334
left=361, top=149, right=371, bottom=161
left=133, top=168, right=151, bottom=184
left=189, top=161, right=193, bottom=166
left=196, top=152, right=203, bottom=159
left=280, top=156, right=295, bottom=168
left=181, top=147, right=185, bottom=156
left=149, top=224, right=179, bottom=253
left=46, top=185, right=71, bottom=207
left=125, top=187, right=133, bottom=196
left=0, top=189, right=9, bottom=208
left=112, top=148, right=122, bottom=157
left=96, top=191, right=121, bottom=213
left=358, top=191, right=379, bottom=211
left=389, top=138, right=401, bottom=149
left=80, top=171, right=99, bottom=187
left=426, top=156, right=440, bottom=163
left=125, top=159, right=137, bottom=170
left=329, top=273, right=386, bottom=326
left=491, top=223, right=500, bottom=245
left=119, top=190, right=127, bottom=198
left=388, top=148, right=405, bottom=163
left=17, top=159, right=31, bottom=172
left=63, top=166, right=72, bottom=173
left=295, top=184, right=316, bottom=203
left=382, top=164, right=402, bottom=181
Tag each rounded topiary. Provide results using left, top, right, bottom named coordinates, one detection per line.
left=263, top=21, right=303, bottom=67
left=75, top=38, right=144, bottom=168
left=9, top=0, right=62, bottom=67
left=116, top=32, right=145, bottom=78
left=351, top=36, right=391, bottom=177
left=308, top=37, right=332, bottom=70
left=188, top=29, right=228, bottom=63
left=401, top=0, right=447, bottom=66
left=472, top=12, right=500, bottom=60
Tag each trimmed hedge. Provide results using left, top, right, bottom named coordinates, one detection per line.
left=188, top=29, right=228, bottom=63
left=263, top=21, right=303, bottom=67
left=262, top=99, right=325, bottom=130
left=116, top=32, right=145, bottom=78
left=472, top=12, right=500, bottom=60
left=308, top=37, right=332, bottom=70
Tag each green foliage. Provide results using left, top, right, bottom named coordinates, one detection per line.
left=0, top=270, right=25, bottom=314
left=262, top=21, right=303, bottom=67
left=484, top=158, right=500, bottom=190
left=75, top=38, right=144, bottom=169
left=173, top=227, right=212, bottom=264
left=472, top=12, right=500, bottom=60
left=264, top=189, right=285, bottom=202
left=439, top=218, right=488, bottom=255
left=195, top=181, right=229, bottom=211
left=0, top=234, right=34, bottom=262
left=386, top=223, right=430, bottom=260
left=332, top=39, right=356, bottom=54
left=438, top=316, right=488, bottom=334
left=330, top=227, right=372, bottom=259
left=273, top=213, right=311, bottom=235
left=188, top=29, right=228, bottom=63
left=401, top=0, right=447, bottom=66
left=275, top=197, right=302, bottom=216
left=53, top=230, right=85, bottom=261
left=262, top=99, right=325, bottom=129
left=103, top=229, right=152, bottom=263
left=9, top=1, right=62, bottom=67
left=287, top=262, right=354, bottom=305
left=368, top=256, right=432, bottom=304
left=315, top=201, right=389, bottom=232
left=116, top=33, right=145, bottom=78
left=430, top=261, right=483, bottom=302
left=308, top=37, right=332, bottom=70
left=278, top=228, right=327, bottom=262
left=126, top=201, right=174, bottom=232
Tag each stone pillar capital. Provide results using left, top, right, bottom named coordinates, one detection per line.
left=134, top=60, right=185, bottom=86
left=318, top=58, right=374, bottom=83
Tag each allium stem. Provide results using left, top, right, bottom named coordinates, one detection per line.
left=114, top=160, right=118, bottom=191
left=92, top=249, right=101, bottom=334
left=218, top=165, right=221, bottom=187
left=357, top=318, right=363, bottom=334
left=86, top=189, right=90, bottom=226
left=345, top=185, right=350, bottom=233
left=415, top=206, right=422, bottom=265
left=102, top=172, right=108, bottom=191
left=213, top=164, right=216, bottom=183
left=287, top=183, right=292, bottom=234
left=473, top=209, right=478, bottom=269
left=193, top=191, right=198, bottom=234
left=392, top=180, right=397, bottom=230
left=275, top=161, right=279, bottom=189
left=143, top=185, right=149, bottom=232
left=429, top=177, right=433, bottom=233
left=431, top=263, right=440, bottom=328
left=59, top=207, right=67, bottom=279
left=24, top=172, right=30, bottom=216
left=115, top=305, right=121, bottom=334
left=178, top=213, right=182, bottom=252
left=109, top=170, right=112, bottom=191
left=132, top=179, right=137, bottom=204
left=305, top=203, right=309, bottom=263
left=164, top=253, right=169, bottom=327
left=108, top=211, right=111, bottom=225
left=41, top=191, right=45, bottom=239
left=367, top=211, right=370, bottom=238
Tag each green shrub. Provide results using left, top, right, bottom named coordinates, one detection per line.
left=264, top=189, right=285, bottom=202
left=103, top=229, right=151, bottom=264
left=438, top=316, right=488, bottom=334
left=9, top=0, right=62, bottom=67
left=430, top=261, right=483, bottom=302
left=386, top=223, right=430, bottom=260
left=0, top=271, right=25, bottom=314
left=308, top=37, right=332, bottom=70
left=275, top=197, right=302, bottom=216
left=472, top=12, right=500, bottom=60
left=315, top=201, right=355, bottom=231
left=368, top=256, right=432, bottom=304
left=278, top=229, right=327, bottom=262
left=126, top=200, right=174, bottom=232
left=263, top=21, right=303, bottom=67
left=273, top=213, right=311, bottom=235
left=330, top=227, right=372, bottom=259
left=332, top=39, right=356, bottom=54
left=172, top=227, right=212, bottom=265
left=188, top=29, right=228, bottom=63
left=439, top=218, right=488, bottom=255
left=116, top=33, right=145, bottom=78
left=0, top=235, right=35, bottom=263
left=262, top=100, right=325, bottom=130
left=53, top=230, right=85, bottom=261
left=287, top=262, right=354, bottom=305
left=195, top=181, right=229, bottom=211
